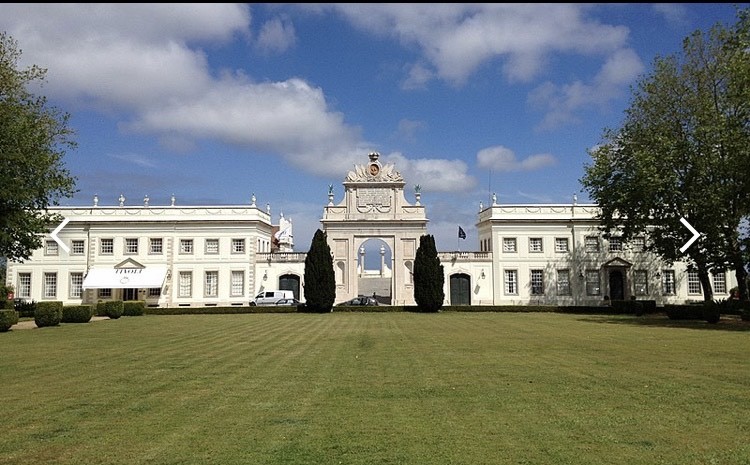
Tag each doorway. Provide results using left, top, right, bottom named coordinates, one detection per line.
left=450, top=273, right=471, bottom=305
left=608, top=271, right=624, bottom=300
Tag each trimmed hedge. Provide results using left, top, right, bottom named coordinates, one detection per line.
left=144, top=305, right=298, bottom=315
left=100, top=300, right=124, bottom=319
left=123, top=301, right=146, bottom=316
left=62, top=305, right=94, bottom=323
left=34, top=301, right=63, bottom=327
left=0, top=309, right=19, bottom=332
left=0, top=299, right=14, bottom=309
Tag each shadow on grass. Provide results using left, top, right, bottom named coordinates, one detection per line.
left=576, top=314, right=750, bottom=332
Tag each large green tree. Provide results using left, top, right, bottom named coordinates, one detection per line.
left=580, top=8, right=750, bottom=301
left=413, top=234, right=444, bottom=312
left=303, top=229, right=335, bottom=312
left=0, top=32, right=77, bottom=262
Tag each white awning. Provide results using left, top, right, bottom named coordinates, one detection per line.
left=82, top=267, right=168, bottom=289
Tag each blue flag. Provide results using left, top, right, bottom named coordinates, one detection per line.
left=458, top=226, right=466, bottom=239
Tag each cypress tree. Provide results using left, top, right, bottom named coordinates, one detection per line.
left=303, top=229, right=336, bottom=312
left=413, top=234, right=444, bottom=312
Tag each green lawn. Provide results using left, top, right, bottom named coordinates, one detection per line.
left=1, top=313, right=749, bottom=465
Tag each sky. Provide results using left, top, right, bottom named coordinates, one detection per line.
left=1, top=3, right=747, bottom=254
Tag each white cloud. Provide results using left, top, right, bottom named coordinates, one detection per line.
left=476, top=146, right=556, bottom=172
left=255, top=17, right=296, bottom=54
left=384, top=152, right=477, bottom=193
left=108, top=153, right=157, bottom=168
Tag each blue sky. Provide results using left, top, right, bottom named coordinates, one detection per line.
left=1, top=3, right=747, bottom=253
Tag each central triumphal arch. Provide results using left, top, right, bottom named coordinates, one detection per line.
left=321, top=152, right=427, bottom=305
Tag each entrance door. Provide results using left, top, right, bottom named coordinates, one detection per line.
left=608, top=271, right=624, bottom=300
left=123, top=288, right=138, bottom=301
left=279, top=274, right=300, bottom=300
left=450, top=274, right=471, bottom=305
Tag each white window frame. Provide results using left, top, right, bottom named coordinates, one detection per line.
left=231, top=238, right=245, bottom=254
left=504, top=269, right=518, bottom=295
left=204, top=271, right=218, bottom=297
left=230, top=270, right=244, bottom=297
left=529, top=238, right=543, bottom=253
left=178, top=271, right=192, bottom=298
left=124, top=238, right=139, bottom=255
left=713, top=271, right=727, bottom=294
left=69, top=272, right=83, bottom=299
left=530, top=269, right=544, bottom=295
left=43, top=272, right=57, bottom=299
left=100, top=238, right=114, bottom=255
left=631, top=237, right=645, bottom=252
left=71, top=240, right=85, bottom=255
left=556, top=269, right=571, bottom=295
left=585, top=270, right=601, bottom=296
left=45, top=240, right=59, bottom=256
left=180, top=239, right=194, bottom=254
left=17, top=273, right=31, bottom=299
left=554, top=238, right=569, bottom=253
left=149, top=238, right=163, bottom=255
left=633, top=270, right=648, bottom=296
left=98, top=288, right=112, bottom=299
left=502, top=238, right=517, bottom=253
left=608, top=237, right=623, bottom=252
left=205, top=238, right=219, bottom=254
left=584, top=236, right=599, bottom=253
left=662, top=270, right=676, bottom=295
left=687, top=270, right=702, bottom=295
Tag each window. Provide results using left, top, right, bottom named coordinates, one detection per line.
left=529, top=238, right=543, bottom=253
left=148, top=288, right=161, bottom=297
left=502, top=238, right=517, bottom=253
left=230, top=270, right=244, bottom=296
left=149, top=238, right=163, bottom=254
left=556, top=269, right=571, bottom=295
left=504, top=270, right=518, bottom=295
left=631, top=237, right=645, bottom=252
left=557, top=270, right=570, bottom=295
left=530, top=269, right=544, bottom=295
left=179, top=271, right=192, bottom=298
left=608, top=237, right=623, bottom=252
left=585, top=270, right=601, bottom=296
left=687, top=270, right=701, bottom=295
left=662, top=270, right=676, bottom=295
left=713, top=271, right=727, bottom=294
left=555, top=238, right=569, bottom=253
left=45, top=240, right=59, bottom=256
left=634, top=270, right=648, bottom=296
left=98, top=288, right=112, bottom=299
left=125, top=238, right=138, bottom=254
left=17, top=273, right=31, bottom=298
left=205, top=271, right=218, bottom=297
left=584, top=236, right=599, bottom=252
left=44, top=272, right=57, bottom=299
left=205, top=239, right=219, bottom=254
left=180, top=239, right=193, bottom=254
left=69, top=272, right=83, bottom=298
left=100, top=238, right=114, bottom=255
left=232, top=238, right=245, bottom=254
left=71, top=240, right=85, bottom=255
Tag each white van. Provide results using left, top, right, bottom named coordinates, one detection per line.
left=251, top=290, right=295, bottom=306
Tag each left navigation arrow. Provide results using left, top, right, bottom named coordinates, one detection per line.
left=51, top=217, right=70, bottom=253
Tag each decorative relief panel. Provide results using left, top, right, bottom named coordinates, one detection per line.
left=356, top=188, right=392, bottom=213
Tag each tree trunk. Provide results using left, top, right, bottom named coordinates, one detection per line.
left=735, top=264, right=749, bottom=301
left=698, top=267, right=714, bottom=302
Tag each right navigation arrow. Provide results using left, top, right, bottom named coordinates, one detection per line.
left=679, top=217, right=700, bottom=253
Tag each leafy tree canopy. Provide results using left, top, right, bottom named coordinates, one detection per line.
left=0, top=32, right=77, bottom=262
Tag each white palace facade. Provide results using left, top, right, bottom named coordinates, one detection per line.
left=5, top=153, right=738, bottom=308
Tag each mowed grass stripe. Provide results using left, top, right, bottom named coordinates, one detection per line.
left=1, top=312, right=748, bottom=465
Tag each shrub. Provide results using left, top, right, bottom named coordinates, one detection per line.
left=0, top=309, right=19, bottom=332
left=34, top=301, right=63, bottom=327
left=665, top=304, right=707, bottom=321
left=15, top=299, right=37, bottom=318
left=123, top=301, right=145, bottom=316
left=702, top=302, right=720, bottom=324
left=62, top=305, right=93, bottom=323
left=0, top=299, right=13, bottom=309
left=102, top=300, right=124, bottom=319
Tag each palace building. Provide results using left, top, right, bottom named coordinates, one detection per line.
left=5, top=153, right=736, bottom=307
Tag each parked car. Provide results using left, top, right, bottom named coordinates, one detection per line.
left=274, top=298, right=300, bottom=306
left=250, top=290, right=295, bottom=306
left=336, top=296, right=379, bottom=306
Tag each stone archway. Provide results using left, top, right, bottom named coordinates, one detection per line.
left=321, top=152, right=428, bottom=305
